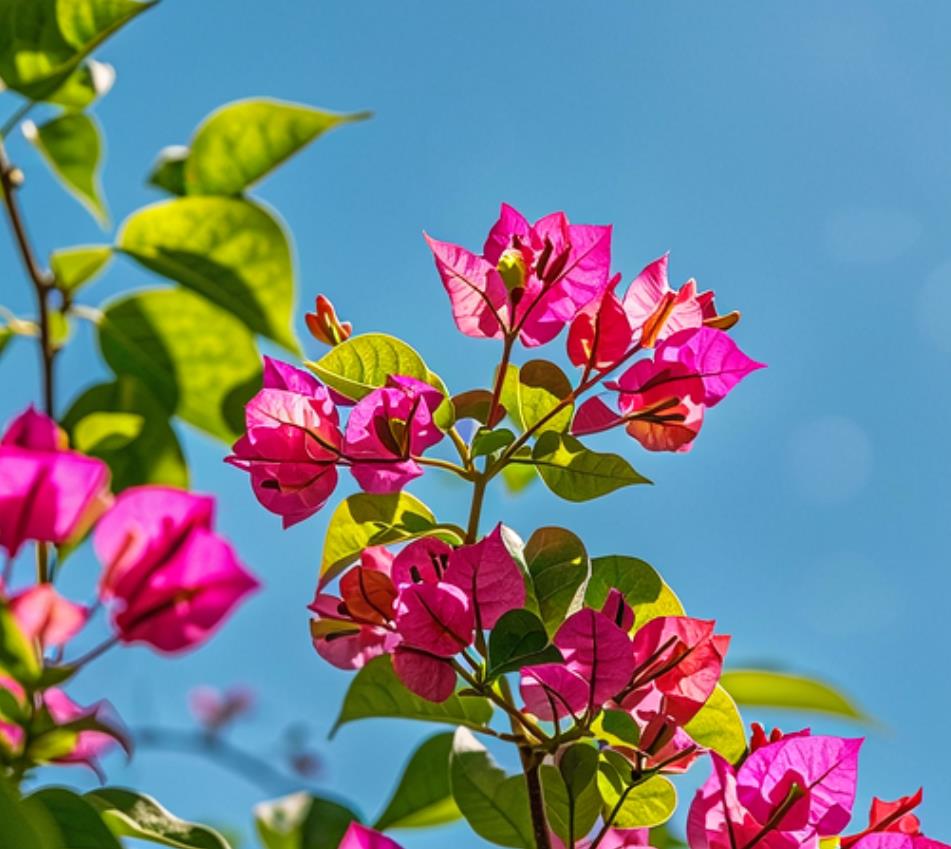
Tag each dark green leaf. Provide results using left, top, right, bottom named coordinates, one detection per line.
left=0, top=327, right=12, bottom=360
left=0, top=777, right=63, bottom=849
left=452, top=389, right=496, bottom=425
left=585, top=556, right=684, bottom=628
left=373, top=732, right=460, bottom=831
left=0, top=601, right=40, bottom=684
left=50, top=245, right=112, bottom=293
left=183, top=98, right=370, bottom=196
left=117, top=197, right=298, bottom=350
left=97, top=288, right=262, bottom=442
left=541, top=762, right=600, bottom=847
left=487, top=608, right=562, bottom=678
left=25, top=114, right=107, bottom=225
left=332, top=656, right=493, bottom=736
left=148, top=146, right=189, bottom=195
left=720, top=669, right=866, bottom=720
left=683, top=685, right=747, bottom=764
left=46, top=58, right=114, bottom=110
left=471, top=427, right=515, bottom=459
left=27, top=788, right=122, bottom=849
left=84, top=788, right=233, bottom=849
left=532, top=432, right=650, bottom=502
left=524, top=527, right=590, bottom=635
left=449, top=728, right=533, bottom=849
left=517, top=360, right=573, bottom=434
left=254, top=792, right=358, bottom=849
left=590, top=708, right=641, bottom=748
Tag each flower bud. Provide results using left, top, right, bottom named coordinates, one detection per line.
left=305, top=295, right=352, bottom=346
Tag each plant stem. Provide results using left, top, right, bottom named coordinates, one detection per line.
left=454, top=662, right=549, bottom=743
left=0, top=101, right=34, bottom=140
left=415, top=455, right=472, bottom=478
left=519, top=746, right=553, bottom=849
left=486, top=334, right=515, bottom=427
left=69, top=634, right=121, bottom=669
left=0, top=137, right=57, bottom=416
left=35, top=542, right=49, bottom=584
left=465, top=475, right=488, bottom=543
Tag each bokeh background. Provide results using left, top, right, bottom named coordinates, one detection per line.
left=2, top=1, right=949, bottom=845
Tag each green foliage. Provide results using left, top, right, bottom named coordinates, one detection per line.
left=0, top=778, right=63, bottom=849
left=148, top=146, right=189, bottom=195
left=25, top=114, right=108, bottom=225
left=597, top=753, right=677, bottom=828
left=331, top=656, right=493, bottom=736
left=254, top=792, right=359, bottom=849
left=373, top=733, right=460, bottom=831
left=117, top=197, right=298, bottom=350
left=84, top=787, right=233, bottom=849
left=0, top=601, right=40, bottom=685
left=532, top=432, right=650, bottom=502
left=486, top=608, right=562, bottom=678
left=46, top=58, right=114, bottom=109
left=49, top=245, right=111, bottom=293
left=182, top=99, right=370, bottom=196
left=585, top=555, right=684, bottom=627
left=683, top=685, right=748, bottom=764
left=517, top=359, right=573, bottom=434
left=721, top=669, right=866, bottom=720
left=449, top=728, right=533, bottom=849
left=524, top=526, right=590, bottom=635
left=97, top=288, right=261, bottom=442
left=471, top=427, right=516, bottom=458
left=26, top=788, right=122, bottom=849
left=546, top=745, right=601, bottom=845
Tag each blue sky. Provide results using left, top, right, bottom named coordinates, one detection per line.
left=2, top=0, right=950, bottom=845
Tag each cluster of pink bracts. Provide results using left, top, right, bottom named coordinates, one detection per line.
left=0, top=406, right=258, bottom=771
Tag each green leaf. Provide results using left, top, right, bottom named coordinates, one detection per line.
left=148, top=146, right=189, bottom=196
left=683, top=685, right=747, bottom=764
left=471, top=427, right=515, bottom=459
left=487, top=608, right=562, bottom=678
left=254, top=792, right=358, bottom=849
left=0, top=0, right=153, bottom=101
left=0, top=684, right=26, bottom=724
left=501, top=455, right=536, bottom=494
left=720, top=669, right=866, bottom=720
left=307, top=333, right=448, bottom=405
left=524, top=527, right=590, bottom=635
left=0, top=777, right=63, bottom=849
left=532, top=432, right=650, bottom=502
left=63, top=377, right=189, bottom=491
left=117, top=197, right=298, bottom=350
left=332, top=656, right=493, bottom=736
left=597, top=755, right=677, bottom=829
left=541, top=762, right=600, bottom=847
left=0, top=601, right=40, bottom=685
left=499, top=364, right=523, bottom=430
left=97, top=288, right=262, bottom=442
left=320, top=491, right=450, bottom=585
left=27, top=788, right=122, bottom=849
left=590, top=708, right=641, bottom=749
left=24, top=114, right=107, bottom=225
left=183, top=98, right=370, bottom=196
left=46, top=58, right=115, bottom=110
left=449, top=728, right=533, bottom=849
left=50, top=245, right=112, bottom=293
left=0, top=327, right=12, bottom=360
left=452, top=390, right=495, bottom=425
left=84, top=788, right=233, bottom=849
left=585, top=556, right=684, bottom=628
left=373, top=732, right=460, bottom=831
left=517, top=360, right=573, bottom=435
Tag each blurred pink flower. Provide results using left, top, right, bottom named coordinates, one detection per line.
left=338, top=823, right=403, bottom=849
left=188, top=685, right=256, bottom=732
left=9, top=584, right=88, bottom=649
left=42, top=688, right=125, bottom=778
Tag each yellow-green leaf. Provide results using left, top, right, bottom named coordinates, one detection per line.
left=721, top=669, right=866, bottom=720
left=532, top=432, right=650, bottom=502
left=50, top=244, right=112, bottom=292
left=683, top=685, right=747, bottom=764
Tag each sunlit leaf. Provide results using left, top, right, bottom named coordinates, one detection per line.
left=597, top=753, right=676, bottom=828
left=254, top=792, right=358, bottom=849
left=525, top=527, right=590, bottom=635
left=0, top=601, right=40, bottom=685
left=46, top=58, right=115, bottom=110
left=517, top=360, right=573, bottom=435
left=148, top=146, right=189, bottom=196
left=50, top=245, right=111, bottom=293
left=720, top=669, right=866, bottom=720
left=585, top=556, right=684, bottom=628
left=683, top=685, right=747, bottom=764
left=532, top=432, right=650, bottom=502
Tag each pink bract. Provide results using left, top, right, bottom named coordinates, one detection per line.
left=622, top=254, right=704, bottom=348
left=394, top=580, right=474, bottom=657
left=9, top=584, right=88, bottom=649
left=338, top=822, right=404, bottom=849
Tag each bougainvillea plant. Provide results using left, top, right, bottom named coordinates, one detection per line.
left=0, top=3, right=947, bottom=849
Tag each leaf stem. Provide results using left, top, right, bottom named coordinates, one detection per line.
left=0, top=101, right=34, bottom=140
left=486, top=334, right=515, bottom=428
left=465, top=475, right=488, bottom=543
left=35, top=542, right=50, bottom=584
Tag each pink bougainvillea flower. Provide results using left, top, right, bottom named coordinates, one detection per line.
left=601, top=587, right=635, bottom=632
left=390, top=537, right=454, bottom=586
left=847, top=836, right=950, bottom=849
left=567, top=273, right=634, bottom=371
left=426, top=203, right=612, bottom=347
left=0, top=406, right=111, bottom=557
left=841, top=790, right=944, bottom=849
left=0, top=675, right=26, bottom=754
left=305, top=294, right=352, bottom=347
left=656, top=327, right=764, bottom=407
left=42, top=688, right=124, bottom=777
left=9, top=584, right=88, bottom=649
left=443, top=523, right=526, bottom=629
left=338, top=823, right=404, bottom=849
left=553, top=827, right=652, bottom=849
left=344, top=375, right=445, bottom=494
left=622, top=254, right=704, bottom=348
left=521, top=607, right=635, bottom=720
left=95, top=486, right=259, bottom=654
left=226, top=358, right=342, bottom=528
left=392, top=645, right=458, bottom=702
left=188, top=685, right=256, bottom=732
left=394, top=581, right=474, bottom=657
left=688, top=735, right=863, bottom=849
left=697, top=290, right=741, bottom=332
left=748, top=723, right=811, bottom=755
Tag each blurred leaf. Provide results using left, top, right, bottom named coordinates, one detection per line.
left=487, top=608, right=562, bottom=678
left=0, top=0, right=153, bottom=101
left=683, top=685, right=747, bottom=764
left=517, top=360, right=573, bottom=435
left=183, top=98, right=370, bottom=196
left=585, top=556, right=684, bottom=628
left=532, top=432, right=650, bottom=502
left=373, top=732, right=460, bottom=831
left=254, top=792, right=358, bottom=849
left=499, top=364, right=523, bottom=430
left=85, top=787, right=232, bottom=849
left=117, top=197, right=297, bottom=350
left=63, top=376, right=189, bottom=491
left=24, top=114, right=107, bottom=225
left=541, top=761, right=600, bottom=847
left=449, top=728, right=533, bottom=849
left=597, top=755, right=676, bottom=828
left=0, top=327, right=12, bottom=360
left=97, top=288, right=261, bottom=442
left=501, top=455, right=536, bottom=494
left=651, top=824, right=688, bottom=849
left=50, top=245, right=112, bottom=293
left=46, top=58, right=115, bottom=110
left=0, top=601, right=40, bottom=684
left=320, top=491, right=454, bottom=585
left=48, top=310, right=72, bottom=350
left=0, top=777, right=63, bottom=849
left=332, top=656, right=493, bottom=736
left=525, top=526, right=590, bottom=635
left=27, top=788, right=122, bottom=849
left=471, top=427, right=515, bottom=458
left=148, top=146, right=188, bottom=195
left=720, top=669, right=866, bottom=720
